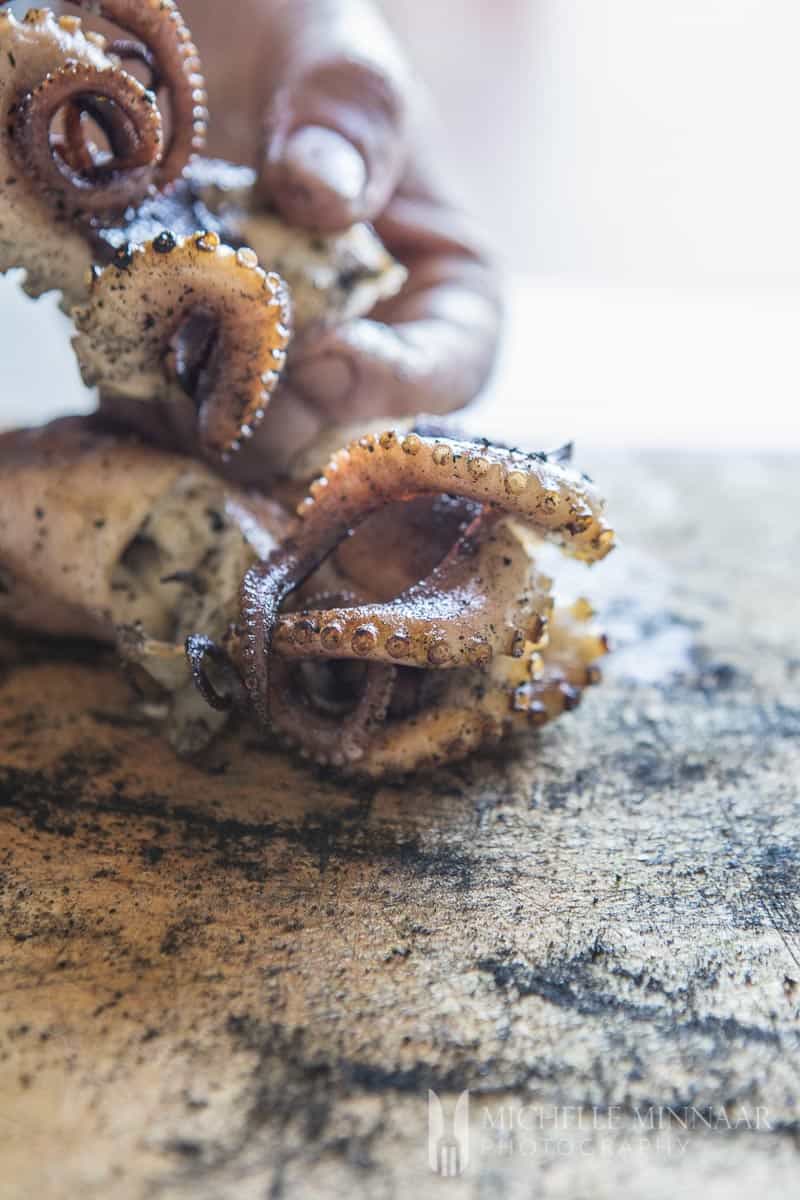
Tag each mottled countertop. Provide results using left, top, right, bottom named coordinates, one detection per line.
left=1, top=450, right=799, bottom=1199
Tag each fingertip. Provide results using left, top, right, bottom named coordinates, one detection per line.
left=265, top=124, right=368, bottom=231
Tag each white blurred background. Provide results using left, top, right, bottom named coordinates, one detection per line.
left=3, top=0, right=799, bottom=448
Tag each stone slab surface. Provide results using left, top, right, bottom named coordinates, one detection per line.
left=0, top=451, right=798, bottom=1198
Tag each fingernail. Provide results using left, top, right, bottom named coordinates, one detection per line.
left=291, top=354, right=355, bottom=411
left=282, top=125, right=367, bottom=204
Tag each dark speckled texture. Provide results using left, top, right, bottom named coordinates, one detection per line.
left=0, top=451, right=798, bottom=1198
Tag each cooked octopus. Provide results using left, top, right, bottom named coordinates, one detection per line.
left=99, top=158, right=408, bottom=328
left=0, top=6, right=156, bottom=306
left=0, top=417, right=613, bottom=776
left=0, top=418, right=289, bottom=753
left=0, top=0, right=403, bottom=332
left=73, top=231, right=292, bottom=456
left=0, top=0, right=616, bottom=777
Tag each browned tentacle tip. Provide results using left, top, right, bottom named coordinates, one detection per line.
left=185, top=635, right=241, bottom=712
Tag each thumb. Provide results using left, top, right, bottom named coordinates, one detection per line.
left=260, top=0, right=411, bottom=231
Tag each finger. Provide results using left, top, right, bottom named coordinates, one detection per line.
left=260, top=0, right=412, bottom=231
left=285, top=163, right=502, bottom=417
left=286, top=311, right=498, bottom=422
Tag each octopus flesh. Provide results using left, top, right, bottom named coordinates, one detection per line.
left=0, top=0, right=615, bottom=777
left=0, top=417, right=612, bottom=775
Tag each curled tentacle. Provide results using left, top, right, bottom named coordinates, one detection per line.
left=237, top=428, right=614, bottom=728
left=267, top=591, right=397, bottom=768
left=105, top=39, right=162, bottom=91
left=72, top=232, right=292, bottom=456
left=272, top=514, right=553, bottom=669
left=351, top=600, right=610, bottom=778
left=13, top=59, right=163, bottom=210
left=0, top=7, right=164, bottom=303
left=269, top=657, right=398, bottom=768
left=67, top=0, right=207, bottom=184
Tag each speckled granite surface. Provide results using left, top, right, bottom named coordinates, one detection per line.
left=0, top=451, right=798, bottom=1199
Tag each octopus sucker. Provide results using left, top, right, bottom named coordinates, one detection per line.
left=72, top=233, right=292, bottom=455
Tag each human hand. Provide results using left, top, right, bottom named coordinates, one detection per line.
left=183, top=0, right=502, bottom=478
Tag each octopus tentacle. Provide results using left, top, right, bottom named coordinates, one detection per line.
left=0, top=7, right=163, bottom=303
left=237, top=429, right=614, bottom=727
left=105, top=40, right=162, bottom=90
left=272, top=514, right=553, bottom=669
left=67, top=0, right=206, bottom=184
left=72, top=232, right=292, bottom=456
left=13, top=60, right=163, bottom=210
left=351, top=600, right=610, bottom=778
left=266, top=592, right=397, bottom=768
left=269, top=657, right=398, bottom=768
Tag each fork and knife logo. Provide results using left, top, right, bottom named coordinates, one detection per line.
left=428, top=1089, right=470, bottom=1177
